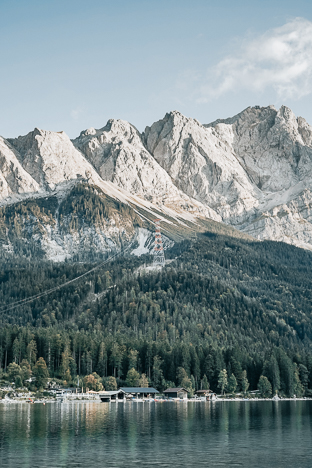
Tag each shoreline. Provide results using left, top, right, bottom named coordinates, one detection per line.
left=1, top=397, right=312, bottom=404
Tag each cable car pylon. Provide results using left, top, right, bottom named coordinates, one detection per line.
left=153, top=219, right=165, bottom=268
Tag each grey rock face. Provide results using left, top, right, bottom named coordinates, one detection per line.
left=0, top=136, right=39, bottom=198
left=72, top=119, right=182, bottom=203
left=143, top=106, right=312, bottom=248
left=143, top=110, right=260, bottom=224
left=8, top=128, right=102, bottom=190
left=2, top=104, right=312, bottom=255
left=72, top=118, right=219, bottom=219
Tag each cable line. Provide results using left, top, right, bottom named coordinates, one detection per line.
left=0, top=242, right=134, bottom=314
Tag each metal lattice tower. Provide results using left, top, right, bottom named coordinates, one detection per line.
left=153, top=219, right=165, bottom=267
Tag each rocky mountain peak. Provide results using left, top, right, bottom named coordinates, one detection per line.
left=2, top=105, right=312, bottom=256
left=74, top=118, right=185, bottom=203
left=7, top=128, right=102, bottom=190
left=0, top=136, right=39, bottom=199
left=297, top=116, right=312, bottom=146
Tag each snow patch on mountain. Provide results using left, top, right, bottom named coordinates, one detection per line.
left=131, top=228, right=152, bottom=256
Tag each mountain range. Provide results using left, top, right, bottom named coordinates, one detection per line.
left=1, top=104, right=312, bottom=260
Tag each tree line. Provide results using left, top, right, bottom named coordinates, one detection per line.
left=1, top=325, right=312, bottom=397
left=1, top=231, right=312, bottom=397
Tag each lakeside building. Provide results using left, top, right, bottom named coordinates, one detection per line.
left=195, top=390, right=217, bottom=401
left=163, top=388, right=188, bottom=399
left=119, top=387, right=159, bottom=399
left=99, top=390, right=126, bottom=403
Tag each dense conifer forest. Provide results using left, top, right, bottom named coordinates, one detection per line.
left=1, top=232, right=312, bottom=397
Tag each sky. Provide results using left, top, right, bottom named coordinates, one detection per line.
left=1, top=0, right=312, bottom=138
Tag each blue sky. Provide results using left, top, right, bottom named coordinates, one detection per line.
left=1, top=0, right=312, bottom=137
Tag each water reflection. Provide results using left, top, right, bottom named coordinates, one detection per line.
left=0, top=401, right=312, bottom=467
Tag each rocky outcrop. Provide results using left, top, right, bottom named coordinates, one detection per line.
left=0, top=136, right=39, bottom=198
left=72, top=118, right=219, bottom=220
left=143, top=110, right=260, bottom=224
left=144, top=106, right=312, bottom=248
left=209, top=105, right=312, bottom=192
left=2, top=104, right=312, bottom=256
left=72, top=120, right=178, bottom=203
left=8, top=128, right=103, bottom=190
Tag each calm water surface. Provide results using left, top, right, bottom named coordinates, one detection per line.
left=0, top=400, right=311, bottom=467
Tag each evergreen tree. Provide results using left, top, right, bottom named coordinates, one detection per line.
left=227, top=373, right=237, bottom=394
left=263, top=354, right=280, bottom=395
left=201, top=374, right=209, bottom=390
left=241, top=370, right=249, bottom=394
left=105, top=376, right=117, bottom=391
left=125, top=368, right=140, bottom=387
left=97, top=342, right=107, bottom=377
left=218, top=369, right=228, bottom=395
left=257, top=375, right=272, bottom=397
left=128, top=349, right=139, bottom=371
left=293, top=364, right=304, bottom=397
left=152, top=356, right=165, bottom=391
left=7, top=362, right=21, bottom=382
left=298, top=364, right=309, bottom=394
left=26, top=340, right=37, bottom=366
left=33, top=357, right=49, bottom=389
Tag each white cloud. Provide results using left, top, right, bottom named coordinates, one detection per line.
left=198, top=18, right=312, bottom=102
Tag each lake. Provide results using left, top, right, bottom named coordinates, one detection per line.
left=0, top=400, right=311, bottom=467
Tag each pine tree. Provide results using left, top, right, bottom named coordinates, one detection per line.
left=33, top=357, right=49, bottom=390
left=201, top=374, right=209, bottom=390
left=241, top=370, right=249, bottom=395
left=257, top=375, right=272, bottom=397
left=227, top=374, right=238, bottom=394
left=218, top=369, right=228, bottom=395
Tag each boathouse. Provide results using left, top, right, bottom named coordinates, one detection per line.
left=99, top=389, right=126, bottom=402
left=120, top=387, right=159, bottom=399
left=163, top=388, right=188, bottom=399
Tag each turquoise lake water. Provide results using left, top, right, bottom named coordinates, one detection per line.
left=0, top=400, right=311, bottom=467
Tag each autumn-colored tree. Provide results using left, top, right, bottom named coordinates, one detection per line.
left=83, top=372, right=103, bottom=391
left=139, top=373, right=149, bottom=388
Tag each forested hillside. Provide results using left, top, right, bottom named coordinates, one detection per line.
left=1, top=232, right=312, bottom=397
